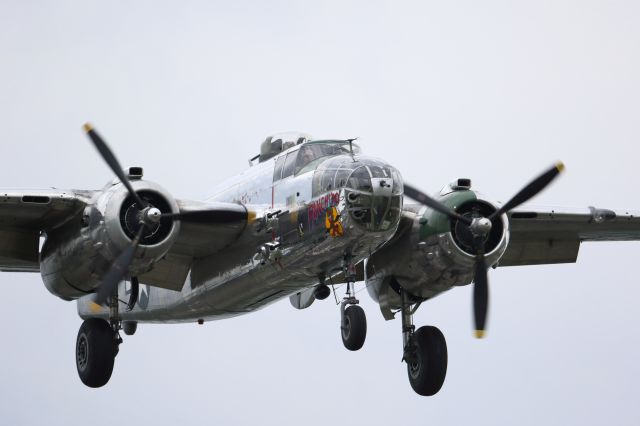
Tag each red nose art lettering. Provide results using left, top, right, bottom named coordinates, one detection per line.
left=308, top=191, right=340, bottom=227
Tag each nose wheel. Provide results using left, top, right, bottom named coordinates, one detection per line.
left=339, top=257, right=367, bottom=351
left=341, top=304, right=367, bottom=351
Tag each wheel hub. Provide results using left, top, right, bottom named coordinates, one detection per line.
left=341, top=316, right=351, bottom=339
left=404, top=341, right=421, bottom=377
left=408, top=358, right=421, bottom=379
left=77, top=334, right=88, bottom=372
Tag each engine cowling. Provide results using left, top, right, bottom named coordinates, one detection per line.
left=40, top=178, right=180, bottom=300
left=365, top=187, right=509, bottom=319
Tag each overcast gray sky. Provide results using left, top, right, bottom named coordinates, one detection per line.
left=1, top=1, right=639, bottom=425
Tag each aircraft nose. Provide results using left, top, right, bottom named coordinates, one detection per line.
left=343, top=159, right=403, bottom=232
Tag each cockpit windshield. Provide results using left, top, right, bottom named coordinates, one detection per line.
left=295, top=141, right=361, bottom=175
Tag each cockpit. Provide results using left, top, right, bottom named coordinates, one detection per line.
left=297, top=141, right=361, bottom=174
left=273, top=140, right=361, bottom=181
left=267, top=136, right=402, bottom=233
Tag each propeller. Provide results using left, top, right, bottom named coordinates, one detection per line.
left=403, top=185, right=472, bottom=225
left=93, top=225, right=146, bottom=306
left=84, top=123, right=253, bottom=306
left=404, top=162, right=565, bottom=338
left=84, top=123, right=157, bottom=306
left=84, top=124, right=147, bottom=209
left=159, top=209, right=247, bottom=224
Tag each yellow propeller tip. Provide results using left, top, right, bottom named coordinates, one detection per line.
left=89, top=301, right=102, bottom=313
left=83, top=123, right=94, bottom=133
left=474, top=330, right=486, bottom=339
left=555, top=161, right=565, bottom=173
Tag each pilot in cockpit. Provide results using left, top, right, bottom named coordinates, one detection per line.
left=300, top=145, right=315, bottom=164
left=297, top=143, right=350, bottom=174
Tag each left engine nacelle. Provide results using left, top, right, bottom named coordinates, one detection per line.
left=365, top=185, right=509, bottom=319
left=40, top=178, right=180, bottom=300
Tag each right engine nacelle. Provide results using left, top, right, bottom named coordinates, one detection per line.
left=366, top=186, right=509, bottom=319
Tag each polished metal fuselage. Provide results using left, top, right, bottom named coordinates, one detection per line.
left=78, top=151, right=400, bottom=323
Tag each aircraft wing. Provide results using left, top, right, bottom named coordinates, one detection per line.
left=500, top=205, right=640, bottom=267
left=0, top=189, right=93, bottom=272
left=0, top=189, right=251, bottom=293
left=137, top=199, right=251, bottom=290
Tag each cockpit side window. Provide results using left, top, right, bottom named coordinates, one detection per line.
left=295, top=144, right=345, bottom=175
left=296, top=146, right=317, bottom=174
left=281, top=149, right=298, bottom=179
left=273, top=156, right=285, bottom=182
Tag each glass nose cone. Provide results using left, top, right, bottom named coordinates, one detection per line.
left=344, top=163, right=403, bottom=232
left=311, top=155, right=403, bottom=232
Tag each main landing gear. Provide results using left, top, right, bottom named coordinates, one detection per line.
left=400, top=290, right=448, bottom=396
left=337, top=277, right=447, bottom=396
left=75, top=293, right=126, bottom=388
left=75, top=318, right=119, bottom=387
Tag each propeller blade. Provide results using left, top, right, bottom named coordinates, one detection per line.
left=160, top=209, right=248, bottom=224
left=489, top=162, right=564, bottom=220
left=83, top=123, right=147, bottom=209
left=473, top=251, right=488, bottom=339
left=93, top=225, right=146, bottom=306
left=404, top=184, right=472, bottom=225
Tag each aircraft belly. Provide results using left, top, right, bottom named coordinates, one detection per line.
left=176, top=233, right=372, bottom=320
left=84, top=257, right=333, bottom=323
left=80, top=222, right=391, bottom=323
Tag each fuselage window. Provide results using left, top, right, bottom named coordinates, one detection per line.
left=273, top=156, right=285, bottom=182
left=281, top=149, right=299, bottom=179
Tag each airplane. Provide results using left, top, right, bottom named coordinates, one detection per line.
left=2, top=124, right=639, bottom=396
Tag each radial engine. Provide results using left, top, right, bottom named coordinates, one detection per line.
left=40, top=169, right=181, bottom=300
left=365, top=179, right=509, bottom=319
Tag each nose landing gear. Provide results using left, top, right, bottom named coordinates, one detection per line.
left=341, top=297, right=367, bottom=351
left=340, top=256, right=367, bottom=351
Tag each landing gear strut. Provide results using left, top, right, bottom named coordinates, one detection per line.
left=340, top=256, right=367, bottom=351
left=400, top=290, right=448, bottom=396
left=76, top=290, right=123, bottom=388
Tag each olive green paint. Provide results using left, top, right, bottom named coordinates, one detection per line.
left=418, top=190, right=478, bottom=239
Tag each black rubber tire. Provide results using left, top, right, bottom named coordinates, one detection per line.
left=407, top=326, right=448, bottom=396
left=76, top=318, right=117, bottom=388
left=341, top=305, right=367, bottom=351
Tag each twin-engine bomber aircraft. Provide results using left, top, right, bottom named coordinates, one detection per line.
left=2, top=125, right=638, bottom=395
